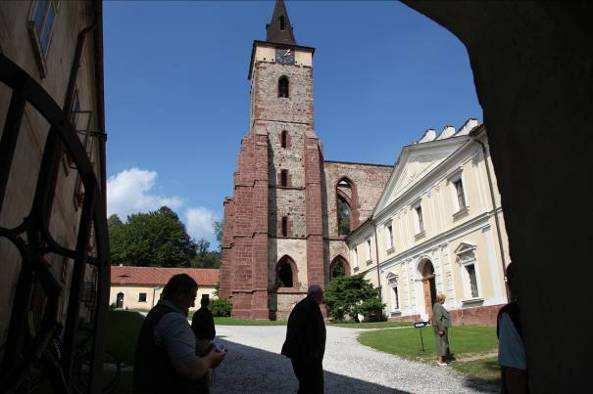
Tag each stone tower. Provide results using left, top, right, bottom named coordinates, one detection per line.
left=219, top=0, right=393, bottom=319
left=219, top=0, right=323, bottom=319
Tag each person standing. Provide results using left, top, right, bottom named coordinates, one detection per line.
left=133, top=274, right=225, bottom=394
left=497, top=263, right=528, bottom=393
left=191, top=294, right=217, bottom=393
left=432, top=293, right=451, bottom=366
left=281, top=285, right=326, bottom=394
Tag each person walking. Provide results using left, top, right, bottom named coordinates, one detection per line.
left=432, top=293, right=451, bottom=366
left=497, top=263, right=528, bottom=393
left=191, top=294, right=217, bottom=393
left=133, top=274, right=225, bottom=394
left=281, top=285, right=326, bottom=394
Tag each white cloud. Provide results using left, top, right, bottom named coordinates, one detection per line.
left=107, top=167, right=183, bottom=219
left=185, top=207, right=217, bottom=243
left=107, top=167, right=219, bottom=246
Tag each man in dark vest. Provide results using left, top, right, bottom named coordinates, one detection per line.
left=497, top=263, right=528, bottom=393
left=281, top=285, right=326, bottom=394
left=191, top=294, right=217, bottom=393
left=134, top=274, right=225, bottom=394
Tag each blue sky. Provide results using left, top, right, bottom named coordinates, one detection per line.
left=103, top=1, right=482, bottom=246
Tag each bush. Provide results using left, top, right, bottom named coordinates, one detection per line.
left=210, top=298, right=232, bottom=317
left=324, top=274, right=385, bottom=322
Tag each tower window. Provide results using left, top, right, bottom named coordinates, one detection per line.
left=279, top=15, right=285, bottom=30
left=281, top=130, right=289, bottom=148
left=281, top=216, right=288, bottom=237
left=278, top=76, right=289, bottom=98
left=280, top=169, right=288, bottom=187
left=277, top=256, right=294, bottom=287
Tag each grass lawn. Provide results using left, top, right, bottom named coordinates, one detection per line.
left=358, top=325, right=497, bottom=361
left=213, top=317, right=287, bottom=325
left=329, top=320, right=410, bottom=329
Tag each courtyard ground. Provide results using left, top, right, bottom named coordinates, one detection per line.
left=212, top=325, right=498, bottom=393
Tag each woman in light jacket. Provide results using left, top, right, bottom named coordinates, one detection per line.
left=432, top=293, right=451, bottom=365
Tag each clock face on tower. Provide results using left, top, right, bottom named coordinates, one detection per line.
left=275, top=47, right=295, bottom=65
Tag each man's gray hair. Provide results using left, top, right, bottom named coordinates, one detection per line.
left=307, top=284, right=323, bottom=296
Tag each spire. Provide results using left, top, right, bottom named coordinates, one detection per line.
left=266, top=0, right=296, bottom=45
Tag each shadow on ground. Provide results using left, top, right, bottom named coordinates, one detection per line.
left=212, top=337, right=410, bottom=393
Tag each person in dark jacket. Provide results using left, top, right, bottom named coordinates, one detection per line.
left=281, top=285, right=326, bottom=394
left=191, top=294, right=217, bottom=393
left=497, top=263, right=528, bottom=393
left=133, top=274, right=225, bottom=394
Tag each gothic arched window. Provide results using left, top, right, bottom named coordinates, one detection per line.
left=330, top=256, right=350, bottom=280
left=277, top=256, right=295, bottom=287
left=337, top=196, right=351, bottom=236
left=278, top=76, right=289, bottom=98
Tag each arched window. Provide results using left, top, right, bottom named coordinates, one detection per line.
left=337, top=195, right=351, bottom=236
left=116, top=292, right=124, bottom=309
left=330, top=256, right=350, bottom=279
left=278, top=76, right=289, bottom=98
left=281, top=130, right=288, bottom=148
left=277, top=256, right=295, bottom=287
left=337, top=178, right=358, bottom=236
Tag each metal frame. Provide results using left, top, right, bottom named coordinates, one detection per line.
left=0, top=52, right=108, bottom=393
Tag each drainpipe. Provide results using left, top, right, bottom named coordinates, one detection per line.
left=374, top=224, right=382, bottom=302
left=472, top=135, right=510, bottom=301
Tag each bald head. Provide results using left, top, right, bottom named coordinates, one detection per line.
left=308, top=285, right=324, bottom=304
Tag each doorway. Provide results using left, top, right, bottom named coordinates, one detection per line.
left=420, top=260, right=437, bottom=316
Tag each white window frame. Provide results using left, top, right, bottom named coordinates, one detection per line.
left=387, top=273, right=400, bottom=312
left=412, top=200, right=425, bottom=236
left=385, top=222, right=394, bottom=251
left=366, top=238, right=372, bottom=264
left=455, top=243, right=483, bottom=302
left=448, top=169, right=469, bottom=215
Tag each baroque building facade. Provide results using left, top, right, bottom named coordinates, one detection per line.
left=219, top=1, right=392, bottom=319
left=348, top=123, right=510, bottom=325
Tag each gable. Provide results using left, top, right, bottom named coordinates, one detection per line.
left=374, top=137, right=468, bottom=214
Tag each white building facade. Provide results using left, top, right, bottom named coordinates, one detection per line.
left=347, top=121, right=510, bottom=325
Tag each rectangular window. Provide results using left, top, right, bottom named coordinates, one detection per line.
left=465, top=264, right=479, bottom=298
left=29, top=1, right=59, bottom=57
left=386, top=224, right=394, bottom=249
left=415, top=205, right=424, bottom=233
left=280, top=169, right=288, bottom=187
left=354, top=247, right=359, bottom=267
left=454, top=178, right=467, bottom=210
left=281, top=216, right=288, bottom=237
left=138, top=292, right=147, bottom=302
left=392, top=286, right=399, bottom=310
left=366, top=239, right=372, bottom=263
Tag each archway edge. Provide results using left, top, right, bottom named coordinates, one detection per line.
left=402, top=2, right=593, bottom=390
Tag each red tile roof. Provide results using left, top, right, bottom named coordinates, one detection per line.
left=110, top=266, right=219, bottom=287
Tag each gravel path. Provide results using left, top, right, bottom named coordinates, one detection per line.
left=211, top=325, right=498, bottom=394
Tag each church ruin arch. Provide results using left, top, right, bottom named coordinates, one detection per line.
left=336, top=177, right=359, bottom=235
left=330, top=255, right=350, bottom=279
left=276, top=255, right=297, bottom=288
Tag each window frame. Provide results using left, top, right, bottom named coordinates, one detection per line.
left=387, top=273, right=400, bottom=312
left=138, top=292, right=147, bottom=303
left=27, top=0, right=60, bottom=78
left=385, top=222, right=394, bottom=252
left=448, top=169, right=469, bottom=218
left=278, top=76, right=289, bottom=98
left=456, top=243, right=483, bottom=303
left=412, top=200, right=425, bottom=237
left=365, top=238, right=372, bottom=264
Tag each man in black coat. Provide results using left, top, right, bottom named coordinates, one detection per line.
left=281, top=285, right=326, bottom=394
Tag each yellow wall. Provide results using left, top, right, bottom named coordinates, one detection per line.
left=109, top=285, right=218, bottom=312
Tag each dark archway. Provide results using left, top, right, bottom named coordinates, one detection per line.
left=336, top=177, right=359, bottom=235
left=276, top=255, right=297, bottom=288
left=402, top=2, right=593, bottom=389
left=116, top=292, right=124, bottom=309
left=330, top=255, right=350, bottom=280
left=278, top=75, right=289, bottom=98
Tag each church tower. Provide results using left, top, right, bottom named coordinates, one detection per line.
left=220, top=0, right=325, bottom=319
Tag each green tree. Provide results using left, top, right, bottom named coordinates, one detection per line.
left=324, top=274, right=385, bottom=322
left=190, top=238, right=220, bottom=268
left=108, top=206, right=197, bottom=267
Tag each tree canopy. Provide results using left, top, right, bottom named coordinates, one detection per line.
left=108, top=206, right=198, bottom=267
left=324, top=274, right=385, bottom=322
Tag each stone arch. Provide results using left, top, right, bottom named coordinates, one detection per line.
left=276, top=255, right=298, bottom=288
left=330, top=255, right=351, bottom=279
left=335, top=177, right=360, bottom=235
